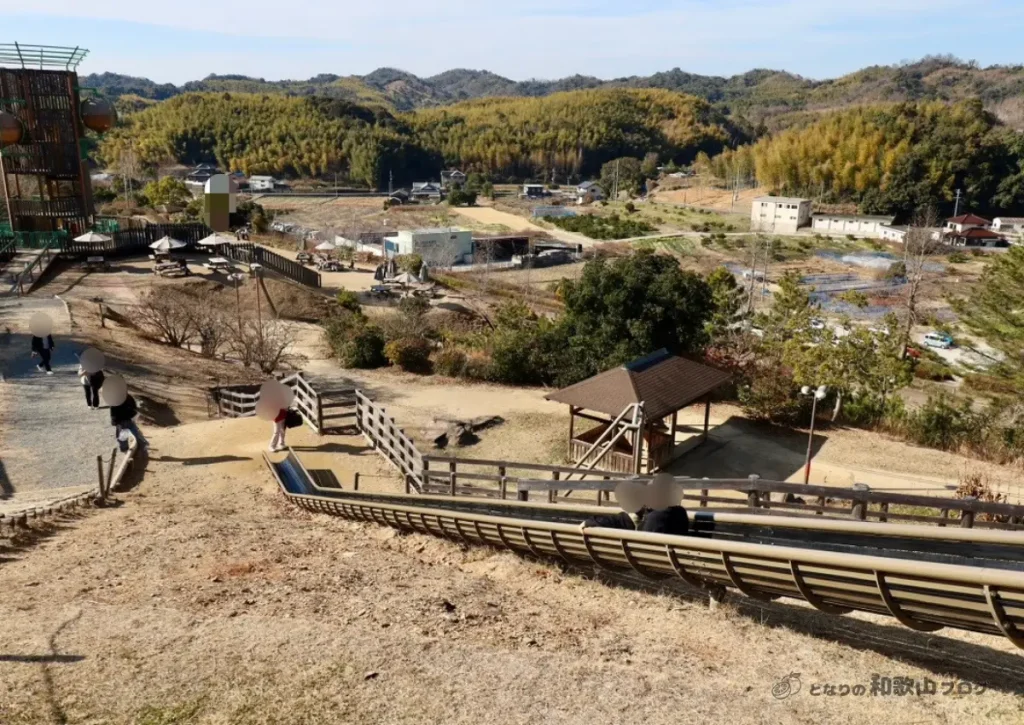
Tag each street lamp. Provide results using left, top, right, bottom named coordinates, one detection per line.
left=227, top=272, right=245, bottom=333
left=800, top=385, right=828, bottom=485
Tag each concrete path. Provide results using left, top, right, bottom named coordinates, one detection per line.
left=0, top=297, right=114, bottom=512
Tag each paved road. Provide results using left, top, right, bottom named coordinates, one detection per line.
left=0, top=297, right=114, bottom=507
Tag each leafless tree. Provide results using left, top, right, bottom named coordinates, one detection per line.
left=900, top=206, right=943, bottom=355
left=419, top=237, right=463, bottom=271
left=230, top=316, right=296, bottom=373
left=136, top=288, right=199, bottom=348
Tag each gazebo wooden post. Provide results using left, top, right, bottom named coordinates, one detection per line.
left=670, top=411, right=678, bottom=444
left=567, top=406, right=577, bottom=461
left=702, top=395, right=712, bottom=443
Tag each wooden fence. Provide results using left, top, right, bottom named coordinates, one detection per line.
left=225, top=244, right=321, bottom=288
left=513, top=475, right=1024, bottom=530
left=62, top=221, right=211, bottom=257
left=354, top=390, right=423, bottom=490
left=420, top=455, right=633, bottom=501
left=210, top=373, right=322, bottom=434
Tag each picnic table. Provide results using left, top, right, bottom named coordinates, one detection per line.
left=316, top=260, right=343, bottom=272
left=204, top=256, right=233, bottom=272
left=369, top=285, right=394, bottom=300
left=155, top=260, right=191, bottom=278
left=83, top=255, right=110, bottom=272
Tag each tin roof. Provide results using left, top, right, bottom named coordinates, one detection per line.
left=545, top=349, right=732, bottom=420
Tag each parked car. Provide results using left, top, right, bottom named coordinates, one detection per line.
left=923, top=332, right=954, bottom=349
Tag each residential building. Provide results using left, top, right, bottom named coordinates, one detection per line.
left=383, top=228, right=474, bottom=265
left=811, top=213, right=895, bottom=237
left=992, top=217, right=1024, bottom=237
left=750, top=196, right=812, bottom=234
left=440, top=169, right=467, bottom=189
left=576, top=180, right=605, bottom=203
left=249, top=175, right=277, bottom=192
left=879, top=225, right=910, bottom=244
left=521, top=184, right=546, bottom=199
left=411, top=182, right=443, bottom=202
left=185, top=163, right=221, bottom=186
left=942, top=227, right=1008, bottom=248
left=944, top=213, right=991, bottom=234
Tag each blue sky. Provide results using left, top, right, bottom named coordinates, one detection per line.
left=5, top=1, right=1024, bottom=84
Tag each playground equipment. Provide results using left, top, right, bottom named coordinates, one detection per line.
left=265, top=457, right=1024, bottom=649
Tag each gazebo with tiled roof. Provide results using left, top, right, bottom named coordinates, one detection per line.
left=545, top=349, right=732, bottom=474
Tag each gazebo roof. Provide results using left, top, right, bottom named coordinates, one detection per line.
left=545, top=349, right=732, bottom=420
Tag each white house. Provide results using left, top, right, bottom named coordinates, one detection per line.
left=811, top=214, right=895, bottom=237
left=992, top=217, right=1024, bottom=238
left=751, top=196, right=812, bottom=234
left=249, top=176, right=277, bottom=192
left=576, top=180, right=604, bottom=203
left=383, top=228, right=474, bottom=266
left=521, top=183, right=546, bottom=199
left=879, top=225, right=910, bottom=244
left=440, top=169, right=467, bottom=189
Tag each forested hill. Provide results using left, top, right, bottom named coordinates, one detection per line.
left=704, top=100, right=1024, bottom=217
left=82, top=56, right=1024, bottom=124
left=97, top=89, right=735, bottom=186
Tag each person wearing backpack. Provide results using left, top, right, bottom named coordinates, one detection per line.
left=110, top=392, right=149, bottom=450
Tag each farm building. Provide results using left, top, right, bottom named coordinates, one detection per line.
left=750, top=196, right=812, bottom=234
left=440, top=169, right=467, bottom=189
left=521, top=184, right=546, bottom=199
left=249, top=176, right=278, bottom=192
left=879, top=225, right=909, bottom=244
left=383, top=228, right=473, bottom=264
left=576, top=181, right=605, bottom=203
left=811, top=214, right=895, bottom=237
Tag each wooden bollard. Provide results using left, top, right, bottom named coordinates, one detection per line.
left=354, top=472, right=360, bottom=492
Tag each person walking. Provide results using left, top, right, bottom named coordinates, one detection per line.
left=30, top=332, right=55, bottom=375
left=270, top=406, right=288, bottom=452
left=109, top=391, right=149, bottom=450
left=78, top=364, right=105, bottom=409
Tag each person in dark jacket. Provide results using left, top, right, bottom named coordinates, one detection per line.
left=30, top=334, right=55, bottom=375
left=78, top=364, right=105, bottom=409
left=579, top=474, right=689, bottom=536
left=109, top=393, right=149, bottom=449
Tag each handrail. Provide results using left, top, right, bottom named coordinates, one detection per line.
left=9, top=237, right=58, bottom=296
left=278, top=486, right=1024, bottom=649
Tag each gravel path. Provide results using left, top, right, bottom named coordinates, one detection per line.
left=0, top=297, right=114, bottom=506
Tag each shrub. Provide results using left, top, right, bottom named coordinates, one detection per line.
left=398, top=295, right=431, bottom=317
left=903, top=395, right=979, bottom=451
left=323, top=312, right=386, bottom=368
left=384, top=336, right=433, bottom=373
left=462, top=351, right=493, bottom=381
left=433, top=348, right=468, bottom=377
left=913, top=360, right=955, bottom=382
left=625, top=201, right=636, bottom=214
left=947, top=250, right=969, bottom=264
left=397, top=254, right=423, bottom=275
left=447, top=189, right=478, bottom=207
left=738, top=367, right=809, bottom=425
left=336, top=288, right=361, bottom=313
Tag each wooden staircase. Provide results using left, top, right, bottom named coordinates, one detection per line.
left=1, top=246, right=58, bottom=297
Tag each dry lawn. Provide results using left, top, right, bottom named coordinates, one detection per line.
left=2, top=416, right=1023, bottom=724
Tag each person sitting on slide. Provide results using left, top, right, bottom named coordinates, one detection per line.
left=579, top=474, right=689, bottom=536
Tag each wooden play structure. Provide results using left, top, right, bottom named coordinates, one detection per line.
left=546, top=350, right=732, bottom=474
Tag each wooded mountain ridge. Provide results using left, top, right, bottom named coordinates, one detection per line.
left=82, top=55, right=1024, bottom=124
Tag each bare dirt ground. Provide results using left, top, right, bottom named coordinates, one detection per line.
left=2, top=416, right=1023, bottom=725
left=652, top=183, right=766, bottom=216
left=453, top=205, right=593, bottom=247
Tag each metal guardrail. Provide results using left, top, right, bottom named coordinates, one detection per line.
left=274, top=484, right=1024, bottom=649
left=511, top=476, right=1024, bottom=531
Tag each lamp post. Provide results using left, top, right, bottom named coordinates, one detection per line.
left=227, top=273, right=245, bottom=334
left=800, top=385, right=828, bottom=485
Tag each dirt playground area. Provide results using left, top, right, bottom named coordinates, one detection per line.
left=2, top=262, right=1024, bottom=723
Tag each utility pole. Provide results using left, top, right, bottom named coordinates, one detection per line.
left=953, top=188, right=962, bottom=218
left=612, top=159, right=620, bottom=201
left=335, top=172, right=338, bottom=198
left=388, top=169, right=393, bottom=196
left=762, top=237, right=772, bottom=298
left=746, top=240, right=760, bottom=314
